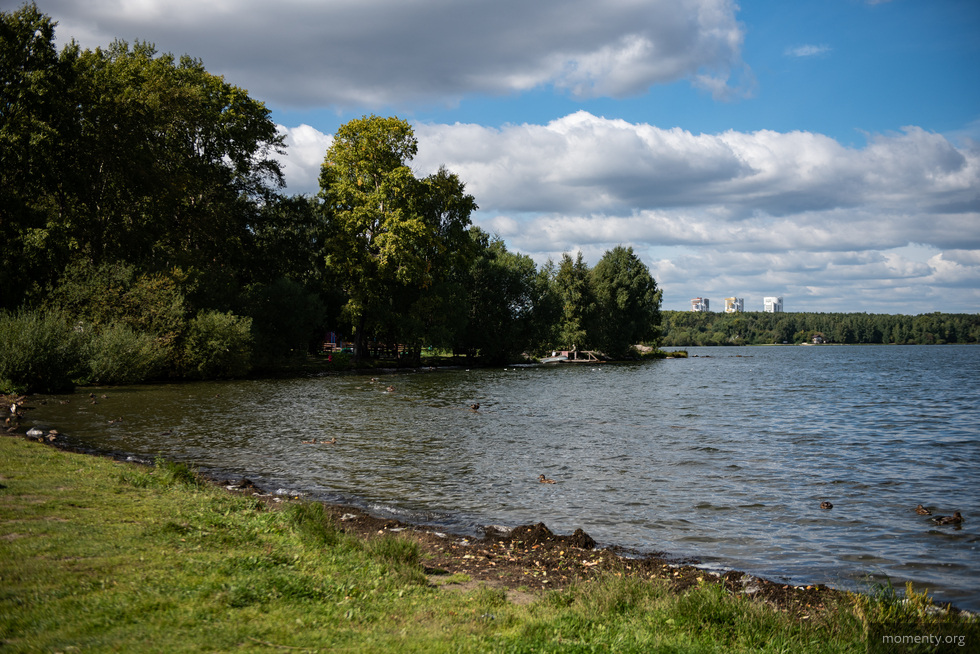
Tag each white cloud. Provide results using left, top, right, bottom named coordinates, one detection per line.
left=413, top=114, right=977, bottom=311
left=38, top=0, right=748, bottom=108
left=785, top=44, right=832, bottom=58
left=275, top=125, right=332, bottom=197
left=411, top=114, right=978, bottom=227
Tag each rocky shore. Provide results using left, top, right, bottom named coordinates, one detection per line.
left=214, top=475, right=849, bottom=620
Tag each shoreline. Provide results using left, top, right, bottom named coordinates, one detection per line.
left=5, top=391, right=976, bottom=620
left=1, top=424, right=933, bottom=621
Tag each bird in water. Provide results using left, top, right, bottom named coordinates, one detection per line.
left=931, top=512, right=964, bottom=526
left=915, top=504, right=932, bottom=515
left=470, top=403, right=480, bottom=411
left=820, top=501, right=833, bottom=510
left=538, top=474, right=556, bottom=484
left=301, top=438, right=317, bottom=444
left=320, top=437, right=337, bottom=445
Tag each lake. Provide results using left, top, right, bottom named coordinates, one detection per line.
left=25, top=345, right=980, bottom=611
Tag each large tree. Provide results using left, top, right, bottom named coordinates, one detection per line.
left=319, top=116, right=476, bottom=358
left=1, top=3, right=286, bottom=310
left=589, top=246, right=662, bottom=356
left=459, top=229, right=539, bottom=364
left=60, top=40, right=285, bottom=279
left=554, top=252, right=595, bottom=351
left=0, top=3, right=75, bottom=306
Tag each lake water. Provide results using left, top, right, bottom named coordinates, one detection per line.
left=25, top=345, right=980, bottom=611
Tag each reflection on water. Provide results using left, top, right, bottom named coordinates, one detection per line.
left=27, top=345, right=980, bottom=611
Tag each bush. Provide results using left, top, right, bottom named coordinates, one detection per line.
left=83, top=322, right=167, bottom=385
left=0, top=310, right=84, bottom=393
left=182, top=310, right=253, bottom=379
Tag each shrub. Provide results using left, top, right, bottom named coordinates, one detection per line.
left=83, top=322, right=167, bottom=385
left=0, top=310, right=84, bottom=393
left=182, top=310, right=253, bottom=379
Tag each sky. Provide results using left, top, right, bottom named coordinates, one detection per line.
left=18, top=0, right=980, bottom=313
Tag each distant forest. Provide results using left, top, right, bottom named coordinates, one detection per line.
left=660, top=311, right=980, bottom=347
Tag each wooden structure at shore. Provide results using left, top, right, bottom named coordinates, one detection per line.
left=540, top=350, right=605, bottom=364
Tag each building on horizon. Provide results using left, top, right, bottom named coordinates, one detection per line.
left=764, top=296, right=783, bottom=313
left=691, top=297, right=710, bottom=312
left=724, top=297, right=744, bottom=313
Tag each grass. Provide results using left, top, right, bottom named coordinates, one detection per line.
left=2, top=436, right=977, bottom=652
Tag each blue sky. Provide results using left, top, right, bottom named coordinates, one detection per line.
left=25, top=0, right=980, bottom=313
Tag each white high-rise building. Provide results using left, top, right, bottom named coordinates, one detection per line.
left=691, top=297, right=709, bottom=312
left=724, top=297, right=744, bottom=313
left=764, top=296, right=783, bottom=313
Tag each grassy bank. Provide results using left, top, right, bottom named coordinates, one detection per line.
left=2, top=436, right=976, bottom=652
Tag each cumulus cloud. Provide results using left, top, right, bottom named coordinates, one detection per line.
left=411, top=113, right=978, bottom=223
left=38, top=0, right=748, bottom=107
left=275, top=125, right=333, bottom=196
left=415, top=114, right=977, bottom=311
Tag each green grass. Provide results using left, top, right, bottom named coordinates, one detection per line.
left=2, top=436, right=976, bottom=652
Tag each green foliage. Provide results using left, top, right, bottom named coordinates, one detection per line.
left=554, top=252, right=595, bottom=351
left=0, top=309, right=83, bottom=393
left=590, top=246, right=662, bottom=357
left=5, top=2, right=681, bottom=370
left=0, top=2, right=73, bottom=308
left=460, top=230, right=540, bottom=363
left=182, top=310, right=253, bottom=379
left=319, top=116, right=477, bottom=360
left=82, top=322, right=166, bottom=385
left=1, top=3, right=284, bottom=312
left=46, top=261, right=186, bottom=340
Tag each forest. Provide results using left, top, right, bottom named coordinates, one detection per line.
left=660, top=310, right=980, bottom=347
left=0, top=4, right=662, bottom=393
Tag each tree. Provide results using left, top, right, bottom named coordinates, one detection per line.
left=0, top=3, right=76, bottom=307
left=554, top=252, right=595, bottom=351
left=319, top=116, right=476, bottom=359
left=459, top=229, right=538, bottom=364
left=60, top=40, right=285, bottom=275
left=1, top=5, right=286, bottom=311
left=320, top=116, right=420, bottom=357
left=589, top=246, right=661, bottom=357
left=402, top=167, right=478, bottom=353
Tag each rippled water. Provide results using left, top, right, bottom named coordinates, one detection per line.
left=26, top=345, right=980, bottom=610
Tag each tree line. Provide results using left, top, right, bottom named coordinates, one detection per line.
left=0, top=4, right=661, bottom=392
left=661, top=310, right=980, bottom=347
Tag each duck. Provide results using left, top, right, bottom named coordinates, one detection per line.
left=320, top=437, right=337, bottom=445
left=931, top=512, right=964, bottom=526
left=385, top=385, right=395, bottom=393
left=915, top=504, right=932, bottom=515
left=301, top=438, right=317, bottom=444
left=538, top=474, right=556, bottom=484
left=820, top=501, right=833, bottom=510
left=470, top=403, right=480, bottom=411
